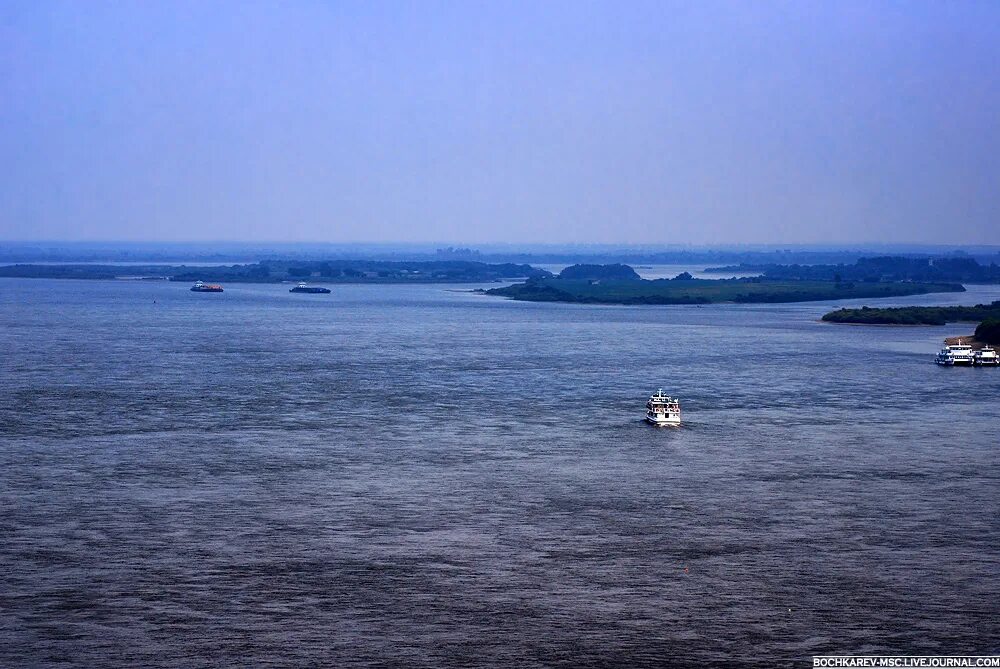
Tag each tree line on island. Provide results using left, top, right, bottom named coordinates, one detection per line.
left=483, top=262, right=964, bottom=305
left=821, top=301, right=1000, bottom=326
left=976, top=320, right=1000, bottom=345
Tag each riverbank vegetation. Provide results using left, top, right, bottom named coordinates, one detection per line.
left=975, top=320, right=1000, bottom=345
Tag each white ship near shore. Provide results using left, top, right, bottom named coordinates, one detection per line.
left=935, top=340, right=975, bottom=366
left=646, top=390, right=681, bottom=426
left=974, top=346, right=999, bottom=366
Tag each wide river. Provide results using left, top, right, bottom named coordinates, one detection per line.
left=2, top=277, right=999, bottom=667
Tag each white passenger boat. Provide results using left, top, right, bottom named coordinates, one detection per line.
left=646, top=389, right=681, bottom=426
left=935, top=340, right=975, bottom=366
left=974, top=346, right=999, bottom=366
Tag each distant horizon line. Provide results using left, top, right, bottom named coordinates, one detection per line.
left=2, top=240, right=1000, bottom=251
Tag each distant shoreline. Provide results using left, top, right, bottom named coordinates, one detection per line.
left=0, top=261, right=553, bottom=285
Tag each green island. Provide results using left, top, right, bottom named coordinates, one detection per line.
left=485, top=266, right=964, bottom=305
left=821, top=301, right=1000, bottom=325
left=822, top=301, right=1000, bottom=346
left=0, top=260, right=551, bottom=284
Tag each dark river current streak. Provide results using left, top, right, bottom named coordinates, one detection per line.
left=1, top=278, right=999, bottom=667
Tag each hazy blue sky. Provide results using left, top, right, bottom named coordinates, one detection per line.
left=1, top=1, right=998, bottom=244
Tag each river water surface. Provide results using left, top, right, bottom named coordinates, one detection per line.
left=1, top=278, right=999, bottom=667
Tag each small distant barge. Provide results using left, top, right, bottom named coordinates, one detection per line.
left=646, top=389, right=681, bottom=426
left=190, top=280, right=223, bottom=293
left=290, top=282, right=331, bottom=294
